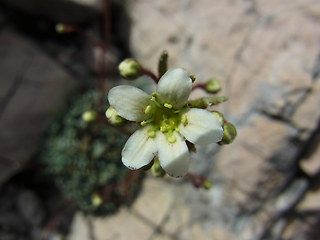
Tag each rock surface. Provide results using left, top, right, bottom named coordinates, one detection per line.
left=0, top=29, right=77, bottom=184
left=1, top=0, right=320, bottom=239
left=66, top=0, right=320, bottom=240
left=1, top=0, right=102, bottom=24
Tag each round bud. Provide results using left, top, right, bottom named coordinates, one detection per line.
left=219, top=122, right=237, bottom=145
left=206, top=78, right=222, bottom=93
left=91, top=193, right=103, bottom=207
left=82, top=110, right=97, bottom=123
left=118, top=58, right=142, bottom=80
left=55, top=23, right=65, bottom=34
left=202, top=180, right=213, bottom=190
left=211, top=111, right=224, bottom=126
left=150, top=158, right=166, bottom=177
left=105, top=106, right=126, bottom=126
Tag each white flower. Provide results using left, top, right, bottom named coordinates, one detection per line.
left=108, top=68, right=223, bottom=177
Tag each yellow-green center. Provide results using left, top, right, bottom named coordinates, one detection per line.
left=140, top=94, right=187, bottom=143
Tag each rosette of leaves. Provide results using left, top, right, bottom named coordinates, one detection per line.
left=40, top=89, right=141, bottom=215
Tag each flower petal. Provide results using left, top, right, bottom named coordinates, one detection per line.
left=157, top=132, right=190, bottom=177
left=122, top=127, right=158, bottom=170
left=157, top=68, right=192, bottom=108
left=108, top=85, right=151, bottom=121
left=179, top=108, right=223, bottom=145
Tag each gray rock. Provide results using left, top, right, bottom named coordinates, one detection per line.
left=0, top=29, right=77, bottom=184
left=2, top=0, right=102, bottom=24
left=16, top=189, right=45, bottom=226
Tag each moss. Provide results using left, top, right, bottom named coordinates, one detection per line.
left=40, top=89, right=141, bottom=215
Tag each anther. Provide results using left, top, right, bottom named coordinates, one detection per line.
left=144, top=105, right=153, bottom=114
left=147, top=129, right=156, bottom=138
left=167, top=134, right=177, bottom=143
left=164, top=103, right=173, bottom=109
left=151, top=94, right=161, bottom=107
left=181, top=114, right=188, bottom=126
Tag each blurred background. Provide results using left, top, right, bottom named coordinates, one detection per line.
left=0, top=0, right=320, bottom=240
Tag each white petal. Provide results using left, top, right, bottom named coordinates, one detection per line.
left=157, top=68, right=192, bottom=108
left=179, top=108, right=223, bottom=145
left=108, top=85, right=151, bottom=121
left=122, top=127, right=158, bottom=170
left=157, top=132, right=190, bottom=177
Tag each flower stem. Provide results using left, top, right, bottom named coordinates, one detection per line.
left=186, top=172, right=207, bottom=188
left=192, top=82, right=206, bottom=90
left=141, top=67, right=159, bottom=83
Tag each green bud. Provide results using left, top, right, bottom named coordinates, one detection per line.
left=211, top=111, right=224, bottom=126
left=91, top=193, right=103, bottom=207
left=118, top=58, right=141, bottom=80
left=188, top=96, right=228, bottom=108
left=202, top=180, right=213, bottom=190
left=55, top=23, right=65, bottom=33
left=82, top=110, right=97, bottom=123
left=205, top=78, right=222, bottom=93
left=150, top=158, right=166, bottom=177
left=105, top=107, right=126, bottom=126
left=158, top=50, right=168, bottom=77
left=219, top=122, right=237, bottom=145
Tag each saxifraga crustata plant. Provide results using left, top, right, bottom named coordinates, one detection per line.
left=40, top=89, right=142, bottom=215
left=106, top=51, right=237, bottom=188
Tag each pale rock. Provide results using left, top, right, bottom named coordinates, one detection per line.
left=297, top=188, right=320, bottom=211
left=68, top=208, right=153, bottom=240
left=292, top=78, right=320, bottom=135
left=66, top=0, right=320, bottom=239
left=131, top=177, right=175, bottom=227
left=215, top=114, right=298, bottom=205
left=299, top=130, right=320, bottom=177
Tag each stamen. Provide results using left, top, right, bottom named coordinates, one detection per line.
left=144, top=105, right=153, bottom=114
left=140, top=118, right=154, bottom=126
left=160, top=125, right=168, bottom=132
left=151, top=94, right=161, bottom=107
left=181, top=114, right=188, bottom=126
left=164, top=103, right=172, bottom=109
left=147, top=129, right=156, bottom=138
left=167, top=134, right=177, bottom=143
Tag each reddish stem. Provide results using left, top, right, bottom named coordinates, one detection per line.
left=40, top=199, right=72, bottom=240
left=192, top=82, right=206, bottom=90
left=186, top=172, right=207, bottom=188
left=103, top=0, right=111, bottom=46
left=141, top=68, right=159, bottom=83
left=61, top=24, right=102, bottom=48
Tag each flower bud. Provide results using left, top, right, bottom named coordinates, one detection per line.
left=55, top=23, right=76, bottom=34
left=211, top=111, right=224, bottom=126
left=105, top=106, right=126, bottom=126
left=206, top=78, right=222, bottom=93
left=91, top=193, right=103, bottom=207
left=219, top=122, right=237, bottom=145
left=118, top=58, right=142, bottom=80
left=82, top=110, right=97, bottom=123
left=150, top=158, right=166, bottom=177
left=202, top=179, right=213, bottom=190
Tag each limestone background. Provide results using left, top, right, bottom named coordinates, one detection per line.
left=0, top=0, right=320, bottom=239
